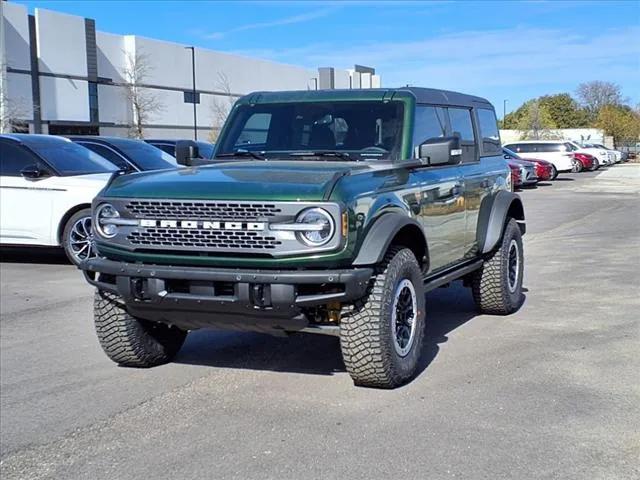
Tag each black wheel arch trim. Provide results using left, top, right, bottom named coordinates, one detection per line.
left=476, top=190, right=525, bottom=254
left=352, top=213, right=428, bottom=267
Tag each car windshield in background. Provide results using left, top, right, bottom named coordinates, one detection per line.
left=111, top=141, right=177, bottom=170
left=196, top=141, right=215, bottom=159
left=29, top=142, right=119, bottom=176
left=503, top=147, right=521, bottom=159
left=216, top=101, right=405, bottom=161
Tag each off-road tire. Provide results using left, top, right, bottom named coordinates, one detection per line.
left=340, top=247, right=426, bottom=389
left=94, top=290, right=187, bottom=367
left=471, top=218, right=524, bottom=315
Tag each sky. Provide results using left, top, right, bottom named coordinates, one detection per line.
left=12, top=0, right=640, bottom=116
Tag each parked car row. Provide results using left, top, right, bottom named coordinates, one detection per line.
left=0, top=134, right=214, bottom=265
left=502, top=139, right=627, bottom=189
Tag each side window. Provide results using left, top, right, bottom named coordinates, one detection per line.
left=536, top=143, right=564, bottom=153
left=236, top=113, right=271, bottom=146
left=79, top=143, right=130, bottom=169
left=0, top=141, right=40, bottom=176
left=448, top=108, right=475, bottom=142
left=476, top=108, right=501, bottom=155
left=413, top=105, right=447, bottom=152
left=448, top=107, right=477, bottom=163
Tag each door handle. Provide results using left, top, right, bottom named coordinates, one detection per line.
left=450, top=185, right=462, bottom=196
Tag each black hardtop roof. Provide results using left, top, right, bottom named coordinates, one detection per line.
left=238, top=87, right=493, bottom=109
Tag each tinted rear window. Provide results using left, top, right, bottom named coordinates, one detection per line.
left=476, top=108, right=501, bottom=155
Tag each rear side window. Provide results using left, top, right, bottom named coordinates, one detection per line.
left=0, top=141, right=41, bottom=176
left=448, top=108, right=475, bottom=142
left=476, top=108, right=501, bottom=155
left=536, top=143, right=565, bottom=153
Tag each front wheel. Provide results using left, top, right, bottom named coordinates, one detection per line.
left=550, top=165, right=558, bottom=180
left=340, top=247, right=426, bottom=389
left=62, top=208, right=98, bottom=266
left=471, top=218, right=524, bottom=315
left=590, top=159, right=599, bottom=171
left=571, top=158, right=583, bottom=173
left=94, top=291, right=187, bottom=367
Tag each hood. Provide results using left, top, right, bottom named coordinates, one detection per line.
left=103, top=161, right=366, bottom=201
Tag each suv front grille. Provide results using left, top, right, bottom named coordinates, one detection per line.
left=128, top=228, right=282, bottom=250
left=125, top=200, right=282, bottom=220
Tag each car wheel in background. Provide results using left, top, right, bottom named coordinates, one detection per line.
left=589, top=159, right=599, bottom=171
left=62, top=208, right=96, bottom=266
left=571, top=158, right=582, bottom=173
left=550, top=165, right=558, bottom=180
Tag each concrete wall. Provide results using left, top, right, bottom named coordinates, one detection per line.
left=500, top=128, right=606, bottom=145
left=1, top=5, right=381, bottom=138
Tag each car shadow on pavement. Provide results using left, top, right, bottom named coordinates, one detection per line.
left=0, top=247, right=70, bottom=265
left=174, top=281, right=499, bottom=383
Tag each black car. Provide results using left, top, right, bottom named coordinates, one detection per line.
left=67, top=136, right=178, bottom=173
left=145, top=139, right=215, bottom=165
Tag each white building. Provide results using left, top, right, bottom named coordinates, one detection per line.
left=0, top=2, right=381, bottom=139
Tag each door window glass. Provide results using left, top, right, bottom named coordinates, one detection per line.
left=448, top=108, right=475, bottom=142
left=79, top=143, right=131, bottom=170
left=476, top=108, right=501, bottom=155
left=0, top=142, right=39, bottom=176
left=413, top=106, right=447, bottom=148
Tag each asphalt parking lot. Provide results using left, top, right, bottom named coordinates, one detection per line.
left=1, top=165, right=639, bottom=480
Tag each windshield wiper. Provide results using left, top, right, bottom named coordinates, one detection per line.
left=216, top=150, right=266, bottom=160
left=288, top=150, right=354, bottom=161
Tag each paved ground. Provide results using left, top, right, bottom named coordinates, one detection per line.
left=1, top=165, right=639, bottom=480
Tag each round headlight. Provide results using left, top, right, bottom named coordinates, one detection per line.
left=295, top=208, right=335, bottom=246
left=95, top=203, right=120, bottom=238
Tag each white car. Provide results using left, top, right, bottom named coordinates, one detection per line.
left=502, top=140, right=577, bottom=173
left=586, top=143, right=622, bottom=163
left=0, top=134, right=118, bottom=265
left=565, top=141, right=612, bottom=167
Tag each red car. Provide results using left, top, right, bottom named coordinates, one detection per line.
left=508, top=162, right=522, bottom=190
left=572, top=152, right=597, bottom=172
left=504, top=147, right=556, bottom=181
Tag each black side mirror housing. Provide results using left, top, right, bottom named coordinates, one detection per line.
left=418, top=136, right=461, bottom=166
left=175, top=140, right=200, bottom=166
left=20, top=164, right=44, bottom=179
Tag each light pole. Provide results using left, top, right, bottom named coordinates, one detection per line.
left=185, top=46, right=197, bottom=140
left=503, top=99, right=508, bottom=128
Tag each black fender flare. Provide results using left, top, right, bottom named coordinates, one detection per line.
left=352, top=214, right=428, bottom=266
left=477, top=190, right=525, bottom=254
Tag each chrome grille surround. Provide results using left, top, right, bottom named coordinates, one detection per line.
left=94, top=198, right=343, bottom=257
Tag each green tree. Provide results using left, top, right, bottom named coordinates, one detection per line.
left=538, top=94, right=589, bottom=128
left=513, top=100, right=557, bottom=139
left=596, top=105, right=640, bottom=145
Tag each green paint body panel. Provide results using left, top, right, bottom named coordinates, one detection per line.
left=94, top=88, right=511, bottom=272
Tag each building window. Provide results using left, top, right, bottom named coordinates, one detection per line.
left=88, top=82, right=99, bottom=123
left=184, top=91, right=200, bottom=104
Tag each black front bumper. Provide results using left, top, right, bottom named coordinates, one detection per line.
left=81, top=258, right=372, bottom=333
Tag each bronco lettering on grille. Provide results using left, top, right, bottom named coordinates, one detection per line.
left=138, top=219, right=266, bottom=230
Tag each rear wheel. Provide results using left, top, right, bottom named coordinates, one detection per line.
left=589, top=158, right=599, bottom=171
left=340, top=247, right=426, bottom=389
left=471, top=218, right=524, bottom=315
left=549, top=165, right=558, bottom=180
left=94, top=291, right=187, bottom=367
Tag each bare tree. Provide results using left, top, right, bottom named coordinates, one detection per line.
left=122, top=50, right=164, bottom=138
left=209, top=72, right=237, bottom=142
left=576, top=81, right=624, bottom=119
left=0, top=62, right=33, bottom=133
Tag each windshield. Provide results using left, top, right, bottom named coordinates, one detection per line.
left=29, top=141, right=119, bottom=176
left=216, top=101, right=405, bottom=161
left=502, top=147, right=521, bottom=159
left=112, top=141, right=177, bottom=170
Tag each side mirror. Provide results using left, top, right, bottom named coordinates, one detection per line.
left=175, top=140, right=200, bottom=166
left=20, top=164, right=44, bottom=179
left=418, top=136, right=461, bottom=166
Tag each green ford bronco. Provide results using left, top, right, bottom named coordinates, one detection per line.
left=81, top=88, right=525, bottom=388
